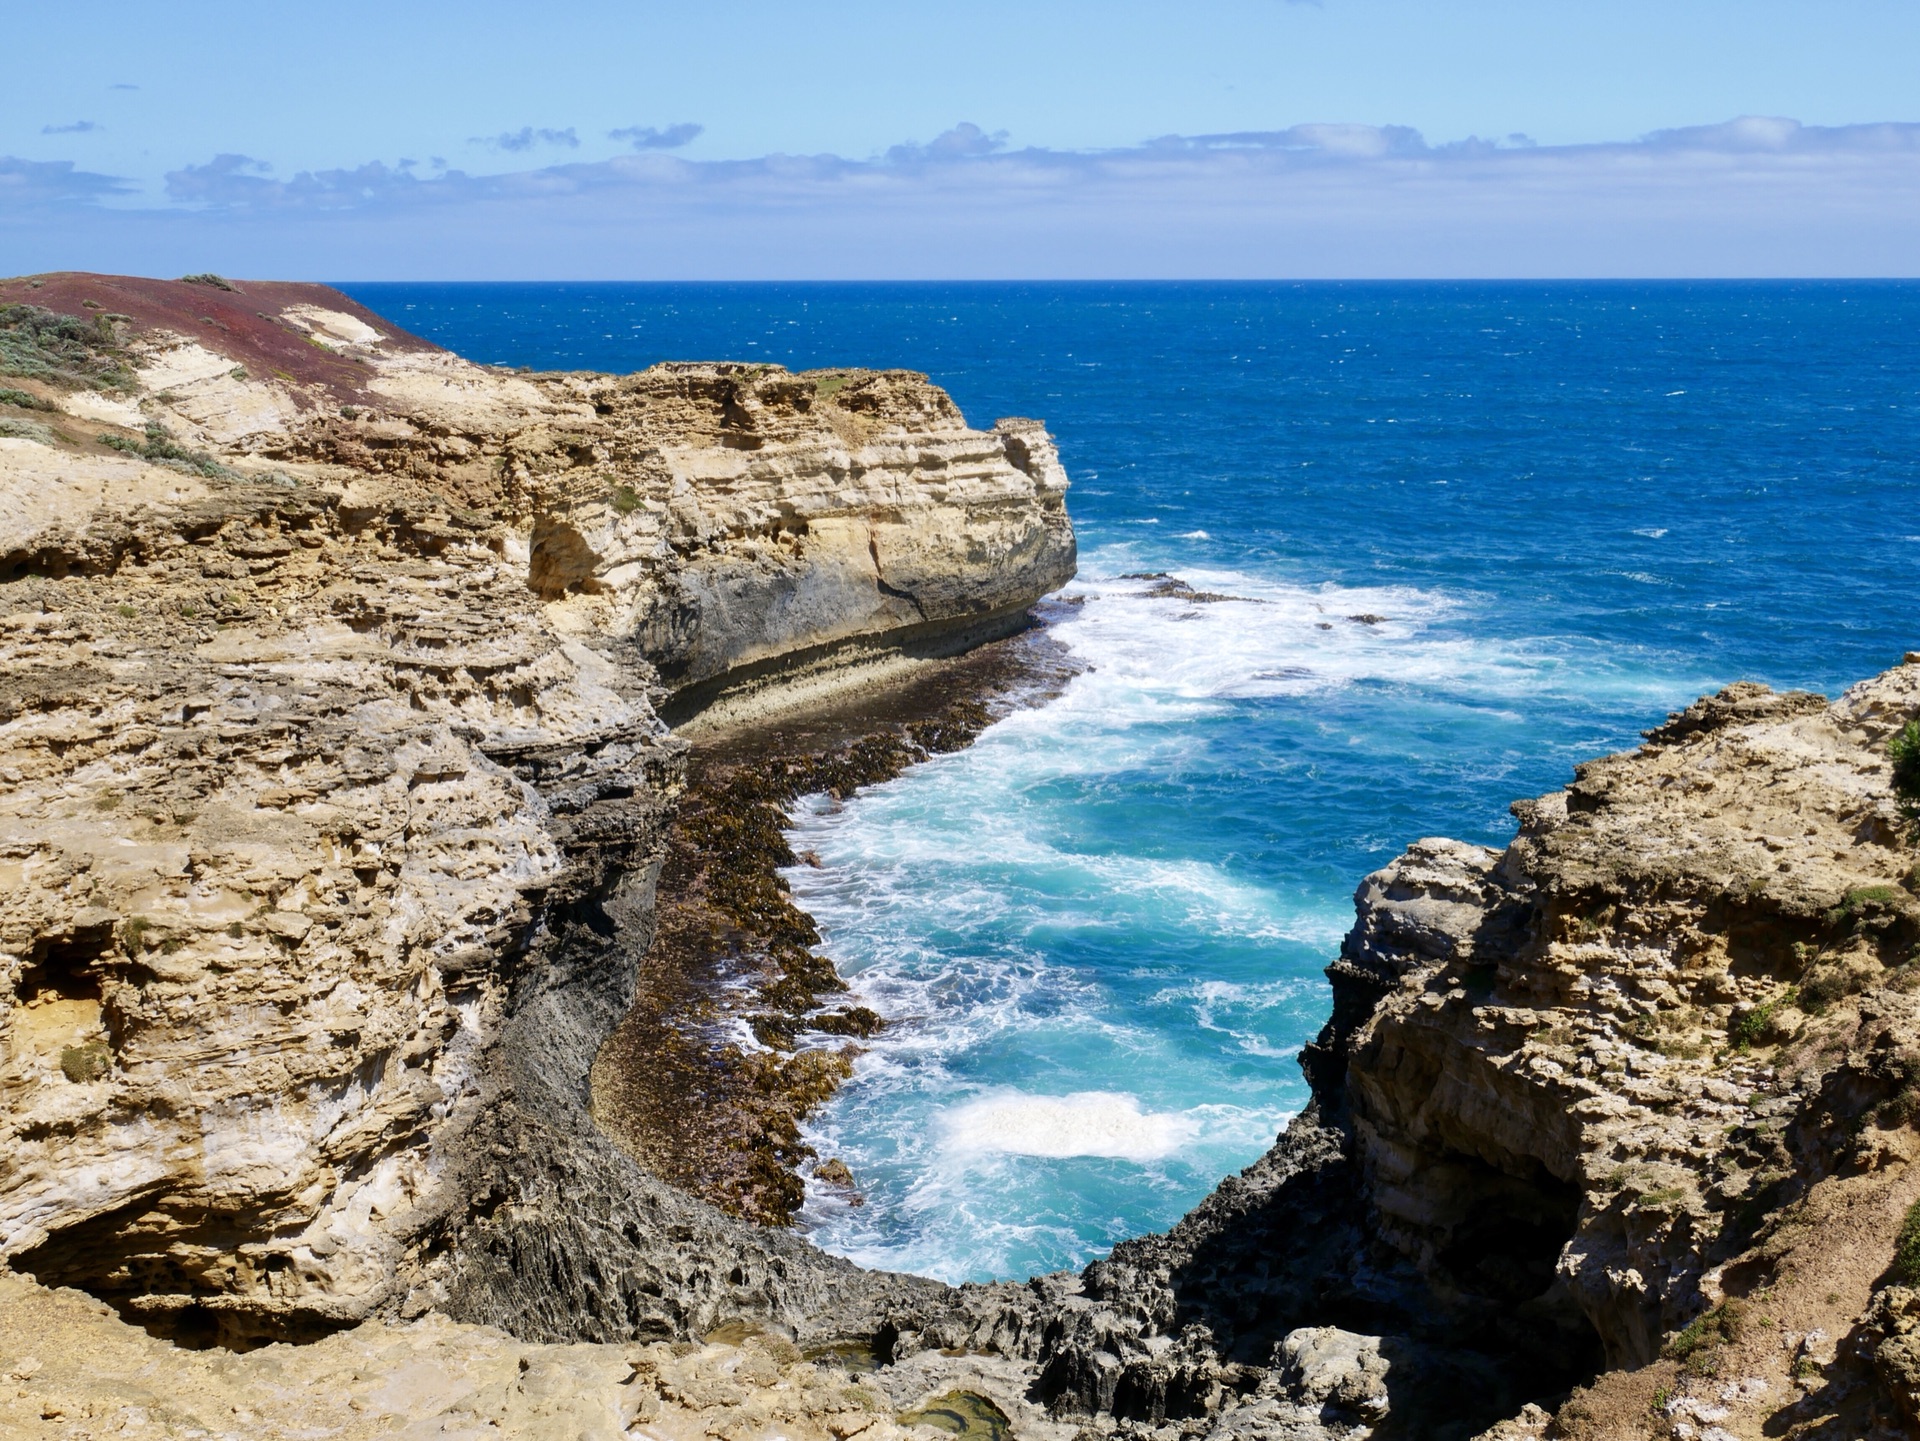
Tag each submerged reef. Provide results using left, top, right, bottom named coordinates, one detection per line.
left=4, top=272, right=1920, bottom=1440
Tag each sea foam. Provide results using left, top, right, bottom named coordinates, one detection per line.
left=940, top=1091, right=1197, bottom=1161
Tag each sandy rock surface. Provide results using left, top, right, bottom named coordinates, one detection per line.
left=0, top=1269, right=1039, bottom=1441
left=9, top=275, right=1920, bottom=1441
left=0, top=277, right=1065, bottom=1363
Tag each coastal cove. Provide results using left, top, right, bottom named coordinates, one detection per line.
left=351, top=279, right=1920, bottom=1284
left=7, top=274, right=1920, bottom=1438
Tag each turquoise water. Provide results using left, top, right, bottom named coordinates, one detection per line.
left=346, top=281, right=1920, bottom=1282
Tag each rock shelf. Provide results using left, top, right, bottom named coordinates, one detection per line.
left=5, top=274, right=1920, bottom=1439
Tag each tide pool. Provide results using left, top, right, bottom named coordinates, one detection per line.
left=345, top=280, right=1920, bottom=1282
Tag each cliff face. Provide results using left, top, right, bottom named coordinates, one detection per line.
left=998, top=664, right=1920, bottom=1440
left=0, top=274, right=1071, bottom=1348
left=9, top=272, right=1920, bottom=1441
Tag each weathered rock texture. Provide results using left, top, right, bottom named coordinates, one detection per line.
left=0, top=1268, right=1077, bottom=1441
left=0, top=273, right=1071, bottom=1352
left=957, top=664, right=1920, bottom=1440
left=10, top=271, right=1920, bottom=1441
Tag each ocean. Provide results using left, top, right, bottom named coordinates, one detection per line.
left=343, top=280, right=1920, bottom=1283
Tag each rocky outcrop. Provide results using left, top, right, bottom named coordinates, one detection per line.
left=999, top=663, right=1920, bottom=1439
left=10, top=271, right=1920, bottom=1441
left=0, top=274, right=1070, bottom=1349
left=0, top=1267, right=1081, bottom=1441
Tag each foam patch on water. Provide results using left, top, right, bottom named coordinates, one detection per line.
left=1051, top=547, right=1700, bottom=709
left=941, top=1091, right=1197, bottom=1161
left=787, top=549, right=1711, bottom=1282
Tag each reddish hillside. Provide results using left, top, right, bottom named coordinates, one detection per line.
left=0, top=272, right=441, bottom=403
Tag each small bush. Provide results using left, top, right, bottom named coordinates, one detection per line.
left=611, top=484, right=640, bottom=514
left=0, top=416, right=57, bottom=444
left=180, top=273, right=236, bottom=291
left=1798, top=971, right=1852, bottom=1014
left=0, top=303, right=138, bottom=392
left=1664, top=1300, right=1744, bottom=1374
left=1731, top=987, right=1797, bottom=1050
left=0, top=385, right=51, bottom=410
left=60, top=1041, right=111, bottom=1083
left=1828, top=884, right=1906, bottom=928
left=1877, top=1088, right=1920, bottom=1129
left=1892, top=721, right=1920, bottom=827
left=1896, top=1199, right=1920, bottom=1283
left=97, top=421, right=232, bottom=479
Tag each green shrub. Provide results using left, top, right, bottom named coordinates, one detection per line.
left=1896, top=1198, right=1920, bottom=1282
left=60, top=1040, right=111, bottom=1083
left=0, top=303, right=137, bottom=392
left=1798, top=971, right=1851, bottom=1014
left=1829, top=884, right=1906, bottom=927
left=0, top=416, right=56, bottom=444
left=1664, top=1300, right=1744, bottom=1374
left=180, top=273, right=236, bottom=291
left=0, top=385, right=50, bottom=410
left=1731, top=986, right=1796, bottom=1050
left=611, top=484, right=640, bottom=514
left=1893, top=720, right=1920, bottom=826
left=97, top=421, right=231, bottom=479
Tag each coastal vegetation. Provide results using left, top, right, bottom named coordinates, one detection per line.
left=97, top=420, right=232, bottom=477
left=0, top=302, right=137, bottom=392
left=1891, top=719, right=1920, bottom=825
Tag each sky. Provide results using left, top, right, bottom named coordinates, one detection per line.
left=3, top=0, right=1919, bottom=278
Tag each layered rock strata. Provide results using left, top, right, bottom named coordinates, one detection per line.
left=0, top=274, right=1071, bottom=1349
left=10, top=272, right=1920, bottom=1441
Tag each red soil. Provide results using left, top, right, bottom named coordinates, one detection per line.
left=0, top=272, right=441, bottom=404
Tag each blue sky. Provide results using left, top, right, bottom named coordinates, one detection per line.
left=4, top=1, right=1919, bottom=278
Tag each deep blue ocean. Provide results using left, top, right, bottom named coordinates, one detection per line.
left=343, top=281, right=1920, bottom=1283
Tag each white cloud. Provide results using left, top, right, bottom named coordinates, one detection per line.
left=0, top=155, right=131, bottom=205
left=6, top=116, right=1920, bottom=277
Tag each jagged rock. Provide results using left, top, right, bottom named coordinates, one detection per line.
left=1275, top=1327, right=1392, bottom=1420
left=10, top=272, right=1920, bottom=1441
left=0, top=274, right=1070, bottom=1348
left=1865, top=1286, right=1920, bottom=1424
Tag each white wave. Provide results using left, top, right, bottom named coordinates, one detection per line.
left=942, top=1090, right=1198, bottom=1161
left=783, top=547, right=1708, bottom=1281
left=1633, top=526, right=1669, bottom=538
left=1177, top=529, right=1212, bottom=539
left=1046, top=549, right=1693, bottom=711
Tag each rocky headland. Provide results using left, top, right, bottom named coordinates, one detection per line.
left=5, top=274, right=1920, bottom=1441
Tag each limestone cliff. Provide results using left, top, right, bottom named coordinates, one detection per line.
left=9, top=271, right=1920, bottom=1441
left=0, top=273, right=1071, bottom=1349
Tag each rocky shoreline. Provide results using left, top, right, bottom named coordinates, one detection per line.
left=6, top=275, right=1920, bottom=1441
left=591, top=623, right=1077, bottom=1226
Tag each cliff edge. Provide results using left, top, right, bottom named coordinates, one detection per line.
left=0, top=273, right=1071, bottom=1352
left=7, top=273, right=1920, bottom=1441
left=961, top=663, right=1920, bottom=1440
